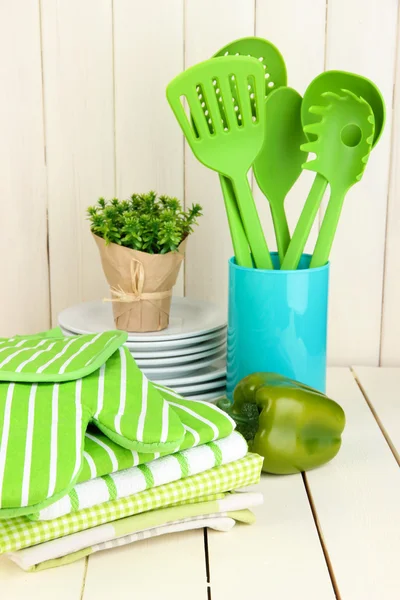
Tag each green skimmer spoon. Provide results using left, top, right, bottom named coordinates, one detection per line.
left=253, top=87, right=307, bottom=263
left=166, top=56, right=273, bottom=270
left=282, top=71, right=385, bottom=270
left=213, top=37, right=288, bottom=263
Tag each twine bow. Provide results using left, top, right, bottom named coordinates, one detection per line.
left=105, top=258, right=172, bottom=304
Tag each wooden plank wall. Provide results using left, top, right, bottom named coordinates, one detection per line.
left=0, top=0, right=399, bottom=365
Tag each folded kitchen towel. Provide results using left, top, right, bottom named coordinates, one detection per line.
left=30, top=431, right=248, bottom=521
left=9, top=492, right=262, bottom=571
left=11, top=516, right=240, bottom=572
left=76, top=390, right=235, bottom=485
left=0, top=453, right=263, bottom=554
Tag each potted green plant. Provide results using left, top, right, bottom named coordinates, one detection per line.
left=87, top=192, right=202, bottom=332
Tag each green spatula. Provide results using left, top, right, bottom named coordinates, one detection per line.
left=213, top=37, right=288, bottom=263
left=281, top=70, right=384, bottom=270
left=305, top=91, right=374, bottom=267
left=253, top=87, right=307, bottom=262
left=167, top=56, right=273, bottom=270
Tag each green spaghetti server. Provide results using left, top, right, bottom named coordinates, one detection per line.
left=282, top=71, right=384, bottom=270
left=301, top=90, right=375, bottom=267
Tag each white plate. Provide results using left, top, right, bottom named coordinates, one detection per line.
left=169, top=378, right=226, bottom=394
left=184, top=388, right=226, bottom=401
left=59, top=325, right=226, bottom=352
left=155, top=358, right=226, bottom=386
left=144, top=351, right=226, bottom=379
left=131, top=335, right=226, bottom=358
left=125, top=329, right=226, bottom=351
left=136, top=344, right=225, bottom=368
left=58, top=298, right=226, bottom=341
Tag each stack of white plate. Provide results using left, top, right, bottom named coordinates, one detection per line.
left=58, top=298, right=227, bottom=402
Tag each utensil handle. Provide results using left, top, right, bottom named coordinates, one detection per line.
left=310, top=187, right=346, bottom=268
left=231, top=175, right=273, bottom=270
left=281, top=173, right=327, bottom=270
left=219, top=175, right=252, bottom=268
left=270, top=201, right=291, bottom=264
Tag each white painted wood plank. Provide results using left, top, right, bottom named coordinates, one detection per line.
left=0, top=556, right=85, bottom=599
left=254, top=0, right=327, bottom=257
left=0, top=0, right=50, bottom=336
left=353, top=366, right=400, bottom=462
left=83, top=530, right=207, bottom=599
left=184, top=0, right=255, bottom=309
left=305, top=367, right=400, bottom=599
left=41, top=0, right=114, bottom=323
left=113, top=0, right=185, bottom=296
left=381, top=20, right=400, bottom=367
left=207, top=477, right=335, bottom=599
left=324, top=0, right=398, bottom=366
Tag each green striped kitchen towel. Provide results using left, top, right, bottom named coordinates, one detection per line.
left=0, top=330, right=187, bottom=518
left=29, top=431, right=247, bottom=521
left=0, top=453, right=263, bottom=554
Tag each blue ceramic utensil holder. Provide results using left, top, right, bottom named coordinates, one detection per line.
left=227, top=253, right=329, bottom=398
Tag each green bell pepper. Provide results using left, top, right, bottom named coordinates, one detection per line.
left=219, top=373, right=345, bottom=474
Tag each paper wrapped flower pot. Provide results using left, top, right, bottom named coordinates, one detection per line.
left=93, top=234, right=186, bottom=332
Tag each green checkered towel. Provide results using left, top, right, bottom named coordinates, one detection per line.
left=0, top=453, right=263, bottom=554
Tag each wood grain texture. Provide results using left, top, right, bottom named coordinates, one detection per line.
left=381, top=17, right=400, bottom=366
left=305, top=367, right=400, bottom=599
left=113, top=0, right=185, bottom=295
left=0, top=557, right=85, bottom=599
left=41, top=0, right=114, bottom=324
left=353, top=366, right=400, bottom=463
left=254, top=0, right=327, bottom=257
left=207, top=476, right=336, bottom=599
left=0, top=0, right=49, bottom=336
left=83, top=530, right=207, bottom=600
left=324, top=0, right=398, bottom=366
left=184, top=0, right=255, bottom=309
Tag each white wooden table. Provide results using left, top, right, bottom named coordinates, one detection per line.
left=1, top=367, right=400, bottom=599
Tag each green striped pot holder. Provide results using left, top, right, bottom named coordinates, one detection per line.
left=77, top=389, right=236, bottom=484
left=0, top=331, right=185, bottom=518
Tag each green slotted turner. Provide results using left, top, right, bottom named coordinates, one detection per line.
left=282, top=71, right=384, bottom=270
left=253, top=87, right=307, bottom=262
left=213, top=37, right=288, bottom=263
left=307, top=92, right=374, bottom=267
left=167, top=56, right=273, bottom=270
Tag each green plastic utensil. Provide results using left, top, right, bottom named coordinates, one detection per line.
left=166, top=56, right=273, bottom=270
left=306, top=92, right=374, bottom=267
left=282, top=70, right=385, bottom=270
left=213, top=37, right=288, bottom=263
left=283, top=90, right=374, bottom=272
left=214, top=37, right=287, bottom=105
left=302, top=70, right=384, bottom=146
left=219, top=175, right=252, bottom=268
left=253, top=87, right=307, bottom=262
